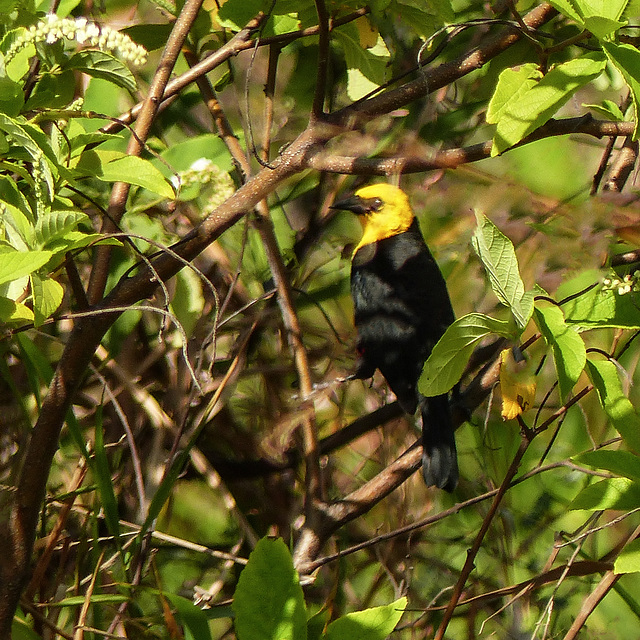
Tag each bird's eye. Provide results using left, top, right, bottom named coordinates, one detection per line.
left=371, top=198, right=383, bottom=210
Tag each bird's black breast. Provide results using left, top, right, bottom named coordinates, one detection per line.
left=350, top=220, right=454, bottom=410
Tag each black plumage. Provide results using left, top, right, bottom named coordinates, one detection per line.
left=333, top=185, right=458, bottom=491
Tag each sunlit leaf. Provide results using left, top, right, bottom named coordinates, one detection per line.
left=586, top=359, right=640, bottom=452
left=326, top=597, right=407, bottom=640
left=419, top=313, right=514, bottom=396
left=233, top=538, right=307, bottom=640
left=534, top=303, right=586, bottom=401
left=472, top=212, right=533, bottom=329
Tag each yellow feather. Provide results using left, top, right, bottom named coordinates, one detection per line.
left=354, top=184, right=415, bottom=253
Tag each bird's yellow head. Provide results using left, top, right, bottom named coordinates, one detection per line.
left=331, top=184, right=415, bottom=251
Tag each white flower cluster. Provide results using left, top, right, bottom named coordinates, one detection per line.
left=6, top=15, right=147, bottom=66
left=173, top=158, right=236, bottom=214
left=602, top=272, right=639, bottom=296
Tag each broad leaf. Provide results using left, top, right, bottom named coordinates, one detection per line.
left=491, top=55, right=606, bottom=155
left=0, top=249, right=54, bottom=286
left=419, top=313, right=514, bottom=396
left=561, top=271, right=640, bottom=328
left=233, top=538, right=307, bottom=640
left=325, top=597, right=407, bottom=640
left=533, top=303, right=586, bottom=401
left=65, top=50, right=138, bottom=93
left=76, top=150, right=175, bottom=198
left=586, top=359, right=640, bottom=452
left=602, top=42, right=640, bottom=139
left=0, top=296, right=33, bottom=323
left=576, top=450, right=640, bottom=482
left=570, top=477, right=640, bottom=510
left=615, top=539, right=640, bottom=574
left=472, top=212, right=533, bottom=329
left=35, top=210, right=90, bottom=248
left=333, top=21, right=390, bottom=101
left=30, top=273, right=63, bottom=326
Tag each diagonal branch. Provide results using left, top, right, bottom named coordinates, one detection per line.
left=87, top=0, right=206, bottom=304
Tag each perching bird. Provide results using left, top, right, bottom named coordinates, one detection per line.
left=332, top=184, right=458, bottom=491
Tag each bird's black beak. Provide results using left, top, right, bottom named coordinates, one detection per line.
left=330, top=195, right=367, bottom=215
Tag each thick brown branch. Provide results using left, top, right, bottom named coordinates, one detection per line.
left=307, top=118, right=635, bottom=175
left=88, top=0, right=205, bottom=304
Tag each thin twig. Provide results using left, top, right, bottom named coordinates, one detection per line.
left=434, top=427, right=535, bottom=640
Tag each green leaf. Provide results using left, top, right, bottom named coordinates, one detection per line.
left=419, top=313, right=514, bottom=396
left=333, top=22, right=390, bottom=101
left=217, top=0, right=272, bottom=30
left=602, top=42, right=640, bottom=139
left=170, top=267, right=204, bottom=339
left=76, top=150, right=175, bottom=198
left=233, top=538, right=307, bottom=640
left=570, top=477, right=640, bottom=510
left=533, top=303, right=586, bottom=401
left=586, top=359, right=640, bottom=452
left=122, top=23, right=176, bottom=52
left=65, top=50, right=138, bottom=93
left=0, top=296, right=33, bottom=323
left=164, top=593, right=213, bottom=640
left=576, top=450, right=640, bottom=482
left=160, top=133, right=234, bottom=174
left=491, top=55, right=606, bottom=155
left=583, top=15, right=626, bottom=39
left=24, top=70, right=76, bottom=110
left=30, top=273, right=63, bottom=326
left=561, top=271, right=640, bottom=328
left=615, top=538, right=640, bottom=574
left=486, top=64, right=541, bottom=124
left=92, top=405, right=123, bottom=547
left=35, top=210, right=90, bottom=248
left=0, top=114, right=55, bottom=200
left=547, top=0, right=584, bottom=23
left=0, top=248, right=54, bottom=286
left=0, top=74, right=24, bottom=117
left=471, top=212, right=533, bottom=329
left=325, top=597, right=407, bottom=640
left=583, top=99, right=625, bottom=121
left=579, top=0, right=628, bottom=21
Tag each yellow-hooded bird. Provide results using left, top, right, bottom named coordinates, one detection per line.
left=332, top=184, right=458, bottom=491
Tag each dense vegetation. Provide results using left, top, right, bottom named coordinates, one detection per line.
left=3, top=0, right=640, bottom=638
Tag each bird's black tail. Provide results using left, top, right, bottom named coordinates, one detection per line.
left=419, top=394, right=458, bottom=492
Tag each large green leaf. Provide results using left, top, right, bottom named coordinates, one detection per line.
left=561, top=270, right=640, bottom=328
left=602, top=42, right=640, bottom=139
left=586, top=359, right=640, bottom=452
left=570, top=477, right=640, bottom=510
left=0, top=248, right=54, bottom=286
left=471, top=212, right=533, bottom=329
left=326, top=597, right=407, bottom=640
left=76, top=150, right=175, bottom=198
left=30, top=273, right=63, bottom=326
left=217, top=0, right=272, bottom=30
left=333, top=22, right=390, bottom=101
left=419, top=313, right=514, bottom=396
left=533, top=303, right=586, bottom=401
left=576, top=450, right=640, bottom=482
left=487, top=64, right=541, bottom=125
left=615, top=539, right=640, bottom=574
left=35, top=210, right=90, bottom=248
left=490, top=55, right=606, bottom=155
left=65, top=50, right=138, bottom=93
left=233, top=538, right=307, bottom=640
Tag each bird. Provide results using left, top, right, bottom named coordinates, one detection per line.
left=331, top=183, right=458, bottom=491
